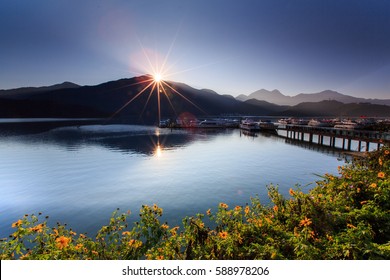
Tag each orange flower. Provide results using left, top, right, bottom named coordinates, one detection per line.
left=360, top=201, right=368, bottom=205
left=128, top=239, right=142, bottom=248
left=378, top=172, right=385, bottom=179
left=219, top=203, right=228, bottom=209
left=385, top=150, right=389, bottom=155
left=75, top=243, right=83, bottom=250
left=244, top=206, right=250, bottom=215
left=273, top=205, right=278, bottom=213
left=157, top=255, right=164, bottom=260
left=234, top=206, right=242, bottom=212
left=170, top=226, right=179, bottom=236
left=379, top=158, right=383, bottom=166
left=206, top=209, right=211, bottom=215
left=347, top=223, right=356, bottom=229
left=56, top=236, right=71, bottom=249
left=289, top=188, right=295, bottom=196
left=370, top=183, right=377, bottom=188
left=31, top=223, right=44, bottom=233
left=161, top=224, right=169, bottom=230
left=299, top=217, right=312, bottom=227
left=11, top=220, right=23, bottom=228
left=219, top=231, right=228, bottom=239
left=79, top=234, right=86, bottom=239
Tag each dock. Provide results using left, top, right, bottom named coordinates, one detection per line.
left=277, top=124, right=390, bottom=152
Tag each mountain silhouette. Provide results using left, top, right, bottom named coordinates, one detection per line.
left=0, top=76, right=275, bottom=123
left=238, top=89, right=390, bottom=106
left=1, top=76, right=389, bottom=122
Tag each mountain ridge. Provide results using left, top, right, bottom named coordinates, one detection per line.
left=238, top=89, right=390, bottom=106
left=0, top=76, right=389, bottom=122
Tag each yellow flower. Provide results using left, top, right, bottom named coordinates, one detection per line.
left=234, top=206, right=242, bottom=212
left=56, top=236, right=71, bottom=249
left=153, top=204, right=158, bottom=211
left=379, top=158, right=383, bottom=166
left=219, top=203, right=228, bottom=209
left=161, top=224, right=169, bottom=230
left=244, top=206, right=250, bottom=215
left=170, top=226, right=179, bottom=236
left=128, top=239, right=142, bottom=248
left=11, top=220, right=23, bottom=228
left=122, top=231, right=131, bottom=236
left=219, top=231, right=228, bottom=239
left=299, top=217, right=312, bottom=227
left=79, top=234, right=86, bottom=239
left=92, top=250, right=98, bottom=256
left=378, top=172, right=385, bottom=179
left=75, top=243, right=83, bottom=250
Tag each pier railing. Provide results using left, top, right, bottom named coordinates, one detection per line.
left=277, top=124, right=390, bottom=152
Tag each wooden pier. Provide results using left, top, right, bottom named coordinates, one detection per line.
left=277, top=124, right=390, bottom=152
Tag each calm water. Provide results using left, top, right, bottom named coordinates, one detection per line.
left=0, top=124, right=343, bottom=237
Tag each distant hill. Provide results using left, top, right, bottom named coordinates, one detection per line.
left=0, top=82, right=80, bottom=97
left=280, top=100, right=390, bottom=117
left=238, top=89, right=390, bottom=106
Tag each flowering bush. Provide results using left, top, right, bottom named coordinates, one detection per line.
left=1, top=146, right=389, bottom=260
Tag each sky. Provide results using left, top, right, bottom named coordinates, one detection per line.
left=1, top=0, right=390, bottom=99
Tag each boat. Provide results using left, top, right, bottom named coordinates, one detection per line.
left=198, top=120, right=226, bottom=128
left=240, top=119, right=260, bottom=132
left=291, top=119, right=309, bottom=125
left=334, top=120, right=360, bottom=130
left=258, top=120, right=277, bottom=131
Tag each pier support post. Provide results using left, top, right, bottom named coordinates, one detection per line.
left=342, top=138, right=345, bottom=150
left=347, top=139, right=352, bottom=151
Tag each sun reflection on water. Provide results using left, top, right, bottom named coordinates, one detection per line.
left=154, top=143, right=162, bottom=158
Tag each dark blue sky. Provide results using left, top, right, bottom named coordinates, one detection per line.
left=1, top=0, right=390, bottom=98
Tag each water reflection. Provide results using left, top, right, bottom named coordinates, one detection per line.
left=0, top=123, right=342, bottom=238
left=0, top=124, right=233, bottom=156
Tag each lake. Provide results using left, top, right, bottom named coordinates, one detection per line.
left=0, top=123, right=344, bottom=237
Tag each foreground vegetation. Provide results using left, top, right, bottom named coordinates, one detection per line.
left=1, top=146, right=389, bottom=260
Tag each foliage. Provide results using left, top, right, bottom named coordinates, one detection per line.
left=1, top=146, right=389, bottom=260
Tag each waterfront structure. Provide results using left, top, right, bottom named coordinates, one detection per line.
left=278, top=124, right=390, bottom=151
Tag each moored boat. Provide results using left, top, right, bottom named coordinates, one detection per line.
left=240, top=119, right=260, bottom=132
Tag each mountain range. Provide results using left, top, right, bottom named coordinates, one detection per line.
left=0, top=76, right=389, bottom=124
left=237, top=89, right=390, bottom=106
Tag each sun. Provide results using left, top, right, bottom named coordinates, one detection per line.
left=153, top=73, right=162, bottom=82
